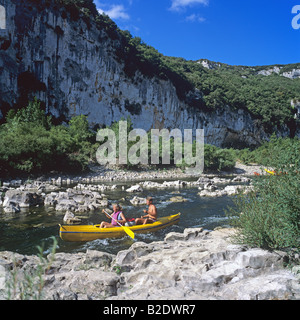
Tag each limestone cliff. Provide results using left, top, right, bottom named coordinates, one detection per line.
left=0, top=0, right=296, bottom=147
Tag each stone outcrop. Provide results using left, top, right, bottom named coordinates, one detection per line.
left=2, top=189, right=43, bottom=212
left=0, top=228, right=299, bottom=300
left=0, top=174, right=254, bottom=213
left=114, top=228, right=300, bottom=300
left=44, top=189, right=110, bottom=213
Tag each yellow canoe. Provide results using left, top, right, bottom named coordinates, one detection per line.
left=264, top=169, right=276, bottom=175
left=59, top=213, right=181, bottom=242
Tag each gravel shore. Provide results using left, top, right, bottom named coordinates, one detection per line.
left=66, top=162, right=270, bottom=184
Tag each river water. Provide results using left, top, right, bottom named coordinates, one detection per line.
left=0, top=179, right=238, bottom=256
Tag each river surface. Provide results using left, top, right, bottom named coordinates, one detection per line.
left=0, top=179, right=238, bottom=256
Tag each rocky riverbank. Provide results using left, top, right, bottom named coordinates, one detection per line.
left=0, top=175, right=253, bottom=215
left=0, top=228, right=299, bottom=300
left=0, top=161, right=259, bottom=215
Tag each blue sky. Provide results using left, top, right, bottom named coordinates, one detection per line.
left=95, top=0, right=300, bottom=66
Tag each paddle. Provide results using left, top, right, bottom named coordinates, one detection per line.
left=103, top=210, right=135, bottom=240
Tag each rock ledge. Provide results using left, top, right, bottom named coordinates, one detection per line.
left=0, top=228, right=299, bottom=300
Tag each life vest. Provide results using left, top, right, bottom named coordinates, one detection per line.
left=111, top=211, right=122, bottom=226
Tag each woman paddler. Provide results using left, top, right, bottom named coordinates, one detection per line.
left=100, top=204, right=127, bottom=228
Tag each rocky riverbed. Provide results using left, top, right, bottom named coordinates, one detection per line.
left=0, top=171, right=253, bottom=215
left=0, top=228, right=299, bottom=300
left=2, top=163, right=295, bottom=300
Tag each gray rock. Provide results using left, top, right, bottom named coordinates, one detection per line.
left=130, top=196, right=147, bottom=206
left=3, top=203, right=20, bottom=213
left=198, top=189, right=227, bottom=197
left=232, top=176, right=251, bottom=183
left=3, top=190, right=43, bottom=209
left=196, top=177, right=211, bottom=184
left=204, top=182, right=218, bottom=191
left=126, top=185, right=143, bottom=193
left=167, top=196, right=188, bottom=203
left=1, top=228, right=299, bottom=300
left=63, top=211, right=81, bottom=224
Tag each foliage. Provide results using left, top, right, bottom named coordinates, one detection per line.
left=97, top=119, right=236, bottom=172
left=226, top=138, right=300, bottom=250
left=204, top=145, right=236, bottom=171
left=55, top=0, right=98, bottom=18
left=5, top=237, right=57, bottom=300
left=68, top=114, right=94, bottom=143
left=6, top=97, right=52, bottom=129
left=0, top=99, right=96, bottom=176
left=236, top=135, right=300, bottom=166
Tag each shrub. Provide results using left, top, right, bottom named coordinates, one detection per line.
left=204, top=145, right=236, bottom=171
left=68, top=114, right=94, bottom=143
left=0, top=101, right=95, bottom=175
left=226, top=138, right=300, bottom=250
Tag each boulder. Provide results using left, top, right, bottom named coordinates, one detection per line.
left=114, top=228, right=299, bottom=300
left=211, top=177, right=231, bottom=184
left=204, top=182, right=218, bottom=191
left=63, top=211, right=82, bottom=224
left=141, top=181, right=163, bottom=189
left=130, top=196, right=147, bottom=206
left=2, top=190, right=43, bottom=210
left=162, top=180, right=187, bottom=188
left=167, top=196, right=188, bottom=203
left=224, top=185, right=243, bottom=195
left=196, top=177, right=211, bottom=184
left=232, top=176, right=251, bottom=183
left=44, top=193, right=58, bottom=206
left=126, top=185, right=143, bottom=193
left=44, top=189, right=110, bottom=212
left=141, top=180, right=188, bottom=189
left=198, top=189, right=227, bottom=197
left=3, top=203, right=20, bottom=213
left=224, top=185, right=254, bottom=196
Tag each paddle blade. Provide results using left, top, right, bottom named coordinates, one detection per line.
left=123, top=226, right=135, bottom=240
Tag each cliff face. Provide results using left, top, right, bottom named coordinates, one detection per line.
left=0, top=0, right=293, bottom=147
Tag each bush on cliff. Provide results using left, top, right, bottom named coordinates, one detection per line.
left=227, top=138, right=300, bottom=250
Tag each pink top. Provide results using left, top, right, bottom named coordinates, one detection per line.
left=111, top=211, right=122, bottom=227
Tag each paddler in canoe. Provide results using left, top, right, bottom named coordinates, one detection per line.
left=135, top=196, right=157, bottom=225
left=100, top=203, right=127, bottom=228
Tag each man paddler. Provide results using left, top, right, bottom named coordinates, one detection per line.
left=135, top=197, right=157, bottom=225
